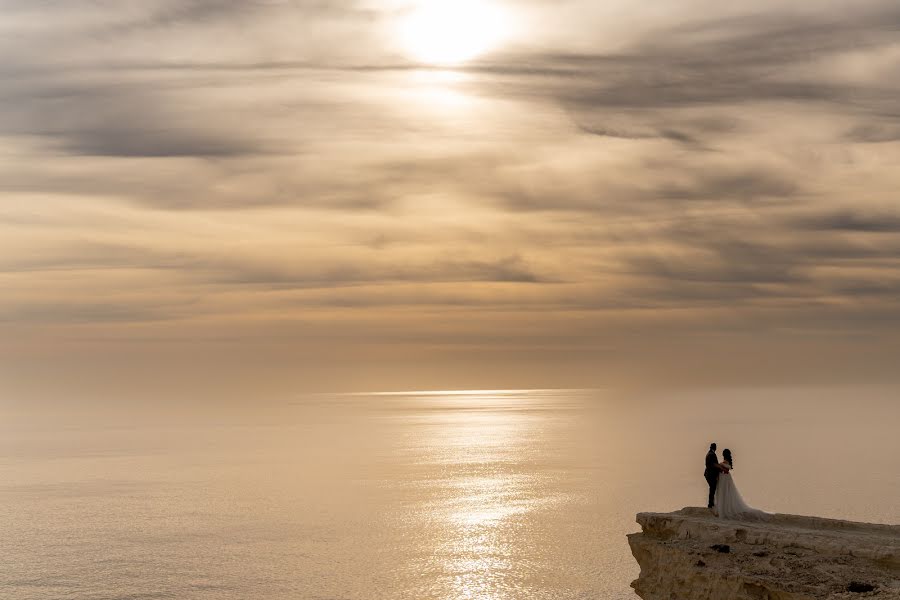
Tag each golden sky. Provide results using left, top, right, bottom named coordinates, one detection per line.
left=2, top=0, right=900, bottom=398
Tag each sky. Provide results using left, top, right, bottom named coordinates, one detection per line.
left=2, top=0, right=900, bottom=400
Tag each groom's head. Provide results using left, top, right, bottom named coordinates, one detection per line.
left=709, top=442, right=717, bottom=451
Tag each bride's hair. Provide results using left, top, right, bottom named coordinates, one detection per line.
left=723, top=448, right=733, bottom=467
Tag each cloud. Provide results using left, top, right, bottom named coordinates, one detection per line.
left=0, top=302, right=173, bottom=325
left=657, top=170, right=799, bottom=203
left=844, top=124, right=900, bottom=144
left=576, top=123, right=704, bottom=148
left=792, top=210, right=900, bottom=233
left=481, top=6, right=900, bottom=109
left=204, top=251, right=556, bottom=288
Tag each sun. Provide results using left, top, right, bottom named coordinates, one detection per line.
left=397, top=1, right=510, bottom=66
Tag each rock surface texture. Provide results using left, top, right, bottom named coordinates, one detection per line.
left=628, top=507, right=900, bottom=600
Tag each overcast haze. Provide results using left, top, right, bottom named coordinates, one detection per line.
left=2, top=0, right=900, bottom=400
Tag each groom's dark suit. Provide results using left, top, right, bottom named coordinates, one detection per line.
left=704, top=450, right=719, bottom=508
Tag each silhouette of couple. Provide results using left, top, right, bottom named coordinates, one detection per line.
left=704, top=442, right=768, bottom=520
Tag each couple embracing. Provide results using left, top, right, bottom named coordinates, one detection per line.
left=704, top=442, right=768, bottom=520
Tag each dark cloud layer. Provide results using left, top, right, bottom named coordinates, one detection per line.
left=793, top=210, right=900, bottom=233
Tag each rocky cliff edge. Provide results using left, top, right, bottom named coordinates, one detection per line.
left=628, top=507, right=899, bottom=599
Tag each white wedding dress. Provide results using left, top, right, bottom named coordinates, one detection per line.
left=715, top=465, right=769, bottom=521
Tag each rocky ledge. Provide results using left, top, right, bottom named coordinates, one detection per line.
left=628, top=507, right=899, bottom=599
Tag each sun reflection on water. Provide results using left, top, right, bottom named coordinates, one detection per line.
left=402, top=389, right=567, bottom=600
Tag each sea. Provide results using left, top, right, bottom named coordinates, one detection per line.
left=2, top=386, right=898, bottom=599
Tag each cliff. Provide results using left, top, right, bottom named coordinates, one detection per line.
left=628, top=507, right=899, bottom=600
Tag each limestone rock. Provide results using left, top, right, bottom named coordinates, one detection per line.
left=628, top=507, right=899, bottom=600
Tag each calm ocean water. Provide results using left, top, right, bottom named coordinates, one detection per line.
left=2, top=387, right=898, bottom=599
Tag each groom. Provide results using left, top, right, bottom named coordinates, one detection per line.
left=704, top=442, right=722, bottom=509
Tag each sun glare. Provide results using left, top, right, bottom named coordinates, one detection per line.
left=398, top=1, right=510, bottom=66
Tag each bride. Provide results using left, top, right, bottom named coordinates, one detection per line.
left=715, top=449, right=769, bottom=520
